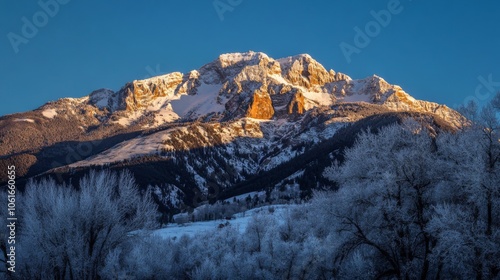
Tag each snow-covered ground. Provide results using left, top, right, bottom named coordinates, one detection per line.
left=152, top=205, right=292, bottom=240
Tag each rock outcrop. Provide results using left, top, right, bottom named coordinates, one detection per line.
left=119, top=72, right=184, bottom=111
left=247, top=89, right=275, bottom=119
left=288, top=91, right=305, bottom=115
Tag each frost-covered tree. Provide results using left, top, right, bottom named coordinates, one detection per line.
left=102, top=235, right=175, bottom=279
left=434, top=95, right=500, bottom=279
left=323, top=122, right=444, bottom=279
left=16, top=170, right=157, bottom=280
left=321, top=98, right=500, bottom=279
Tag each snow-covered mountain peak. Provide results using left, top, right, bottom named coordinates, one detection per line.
left=28, top=52, right=463, bottom=129
left=217, top=51, right=270, bottom=68
left=136, top=72, right=184, bottom=86
left=276, top=53, right=314, bottom=67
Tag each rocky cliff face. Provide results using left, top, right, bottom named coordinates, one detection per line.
left=119, top=72, right=184, bottom=111
left=278, top=54, right=336, bottom=88
left=288, top=92, right=305, bottom=115
left=247, top=89, right=275, bottom=119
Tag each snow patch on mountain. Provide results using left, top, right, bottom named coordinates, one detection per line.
left=116, top=111, right=144, bottom=127
left=42, top=108, right=58, bottom=118
left=69, top=130, right=170, bottom=166
left=151, top=104, right=180, bottom=127
left=170, top=83, right=225, bottom=118
left=302, top=90, right=335, bottom=108
left=14, top=118, right=35, bottom=123
left=89, top=89, right=116, bottom=109
left=341, top=93, right=373, bottom=103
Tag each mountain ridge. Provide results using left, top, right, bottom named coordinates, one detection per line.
left=2, top=51, right=462, bottom=128
left=0, top=51, right=465, bottom=210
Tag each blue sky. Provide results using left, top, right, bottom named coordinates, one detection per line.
left=1, top=0, right=499, bottom=116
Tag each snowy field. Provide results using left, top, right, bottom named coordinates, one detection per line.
left=152, top=205, right=293, bottom=240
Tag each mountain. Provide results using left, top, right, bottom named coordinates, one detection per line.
left=0, top=51, right=463, bottom=210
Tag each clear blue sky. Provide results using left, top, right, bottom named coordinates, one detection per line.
left=1, top=0, right=499, bottom=116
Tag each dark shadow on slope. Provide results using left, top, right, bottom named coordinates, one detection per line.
left=216, top=111, right=456, bottom=201
left=0, top=118, right=197, bottom=185
left=0, top=131, right=142, bottom=186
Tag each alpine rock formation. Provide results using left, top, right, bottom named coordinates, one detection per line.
left=0, top=51, right=463, bottom=210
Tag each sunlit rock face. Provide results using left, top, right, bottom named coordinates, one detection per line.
left=119, top=72, right=184, bottom=112
left=247, top=90, right=275, bottom=119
